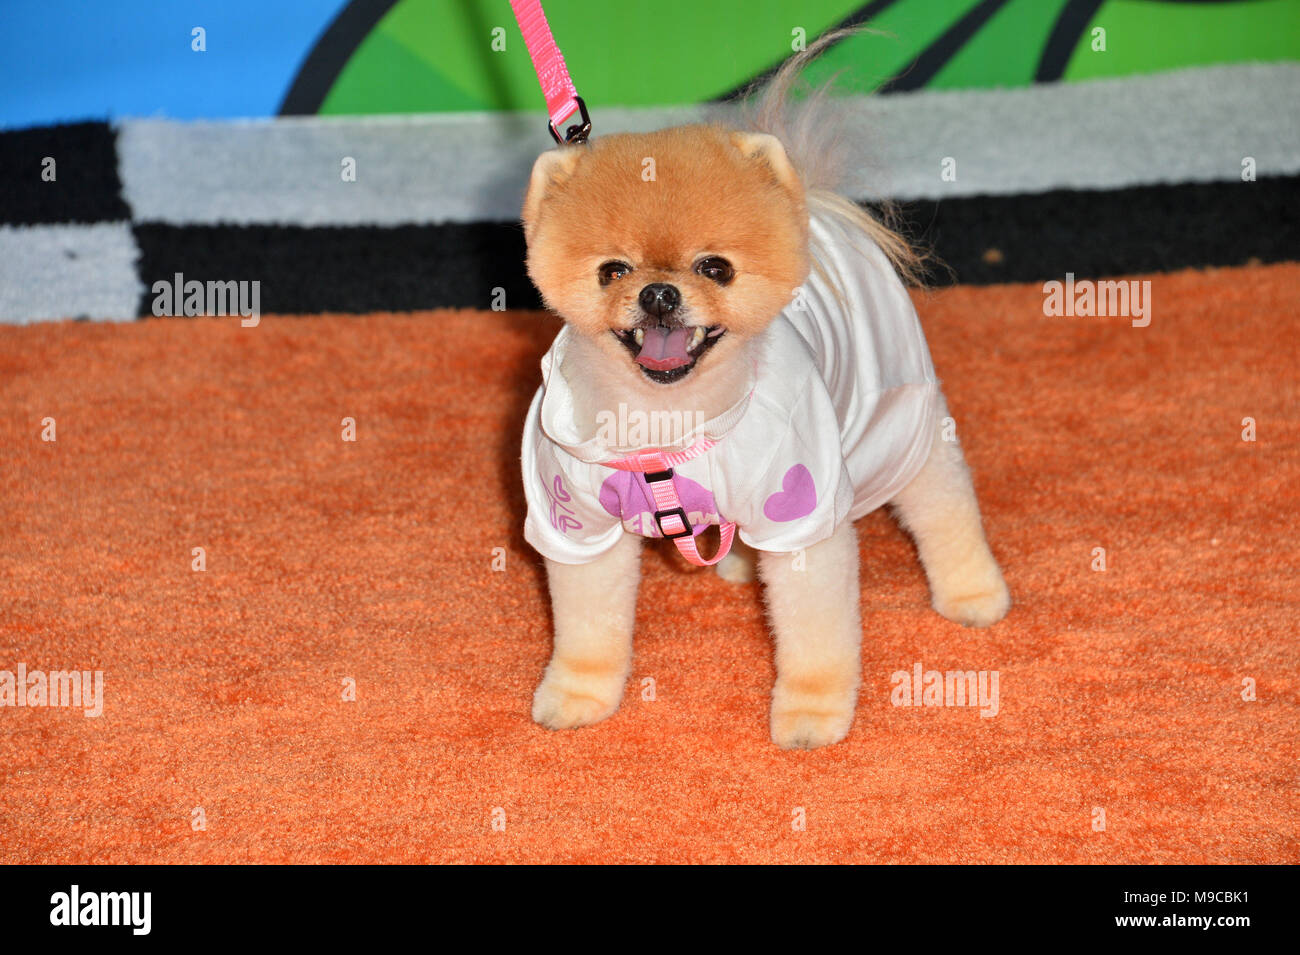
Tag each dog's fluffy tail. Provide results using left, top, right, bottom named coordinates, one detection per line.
left=741, top=29, right=930, bottom=287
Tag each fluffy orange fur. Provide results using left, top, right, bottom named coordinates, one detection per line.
left=523, top=126, right=810, bottom=382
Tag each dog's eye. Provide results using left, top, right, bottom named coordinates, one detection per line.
left=598, top=261, right=633, bottom=286
left=694, top=256, right=734, bottom=285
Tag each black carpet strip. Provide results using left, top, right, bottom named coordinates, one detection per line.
left=902, top=175, right=1300, bottom=285
left=132, top=176, right=1300, bottom=316
left=132, top=221, right=540, bottom=315
left=0, top=121, right=131, bottom=225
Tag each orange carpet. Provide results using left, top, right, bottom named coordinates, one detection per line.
left=1, top=264, right=1296, bottom=864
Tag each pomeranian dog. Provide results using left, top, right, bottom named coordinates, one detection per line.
left=519, top=34, right=1009, bottom=749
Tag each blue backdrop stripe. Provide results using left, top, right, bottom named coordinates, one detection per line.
left=0, top=0, right=350, bottom=129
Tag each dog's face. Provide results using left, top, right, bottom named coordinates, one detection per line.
left=522, top=125, right=809, bottom=385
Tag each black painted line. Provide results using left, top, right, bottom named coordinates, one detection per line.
left=878, top=0, right=1013, bottom=94
left=712, top=0, right=906, bottom=102
left=1035, top=0, right=1108, bottom=83
left=278, top=0, right=402, bottom=116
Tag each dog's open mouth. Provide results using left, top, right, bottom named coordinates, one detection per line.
left=611, top=324, right=725, bottom=384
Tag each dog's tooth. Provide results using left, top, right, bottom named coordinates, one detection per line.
left=690, top=326, right=705, bottom=350
left=633, top=328, right=645, bottom=346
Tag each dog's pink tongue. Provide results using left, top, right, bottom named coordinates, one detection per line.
left=635, top=326, right=693, bottom=370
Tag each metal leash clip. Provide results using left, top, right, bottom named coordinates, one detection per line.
left=548, top=95, right=591, bottom=145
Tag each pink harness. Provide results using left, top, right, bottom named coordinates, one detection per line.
left=605, top=440, right=736, bottom=567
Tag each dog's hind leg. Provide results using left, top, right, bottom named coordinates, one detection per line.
left=889, top=397, right=1010, bottom=628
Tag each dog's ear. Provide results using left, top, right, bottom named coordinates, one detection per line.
left=730, top=132, right=801, bottom=195
left=522, top=146, right=584, bottom=243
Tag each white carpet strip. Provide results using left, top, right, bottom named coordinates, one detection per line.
left=0, top=223, right=142, bottom=323
left=117, top=63, right=1300, bottom=226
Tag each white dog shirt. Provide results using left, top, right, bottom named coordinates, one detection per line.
left=522, top=209, right=940, bottom=564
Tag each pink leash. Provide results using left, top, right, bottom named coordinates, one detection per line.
left=607, top=441, right=736, bottom=567
left=510, top=0, right=591, bottom=144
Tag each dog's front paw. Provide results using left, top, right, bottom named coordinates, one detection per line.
left=531, top=662, right=626, bottom=730
left=770, top=677, right=857, bottom=750
left=932, top=567, right=1010, bottom=628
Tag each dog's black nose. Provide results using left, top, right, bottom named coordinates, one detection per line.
left=638, top=283, right=680, bottom=317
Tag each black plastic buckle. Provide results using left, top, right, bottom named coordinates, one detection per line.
left=548, top=96, right=591, bottom=145
left=644, top=467, right=691, bottom=539
left=654, top=507, right=693, bottom=540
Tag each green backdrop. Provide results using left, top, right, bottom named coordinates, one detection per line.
left=317, top=0, right=1300, bottom=115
